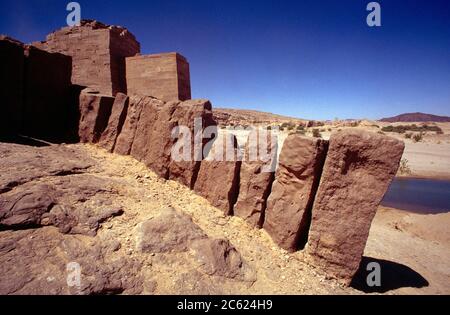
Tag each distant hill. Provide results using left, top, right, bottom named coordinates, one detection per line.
left=213, top=108, right=306, bottom=126
left=379, top=112, right=450, bottom=123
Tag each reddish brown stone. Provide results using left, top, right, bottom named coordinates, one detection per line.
left=98, top=92, right=129, bottom=152
left=168, top=99, right=216, bottom=188
left=233, top=129, right=278, bottom=228
left=129, top=97, right=175, bottom=177
left=33, top=20, right=140, bottom=96
left=264, top=135, right=328, bottom=252
left=114, top=95, right=145, bottom=155
left=306, top=129, right=405, bottom=285
left=126, top=53, right=191, bottom=101
left=0, top=36, right=24, bottom=137
left=194, top=133, right=241, bottom=215
left=78, top=92, right=114, bottom=143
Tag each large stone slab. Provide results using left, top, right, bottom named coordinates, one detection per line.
left=78, top=92, right=114, bottom=143
left=168, top=99, right=216, bottom=188
left=98, top=92, right=129, bottom=152
left=233, top=129, right=278, bottom=228
left=264, top=135, right=328, bottom=251
left=114, top=95, right=145, bottom=155
left=22, top=45, right=72, bottom=141
left=0, top=36, right=24, bottom=137
left=306, top=129, right=405, bottom=285
left=194, top=133, right=241, bottom=215
left=129, top=97, right=174, bottom=177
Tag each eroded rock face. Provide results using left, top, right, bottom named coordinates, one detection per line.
left=264, top=135, right=328, bottom=252
left=0, top=142, right=94, bottom=194
left=136, top=207, right=207, bottom=253
left=168, top=99, right=216, bottom=188
left=194, top=133, right=241, bottom=215
left=0, top=228, right=143, bottom=295
left=234, top=129, right=278, bottom=228
left=191, top=238, right=256, bottom=282
left=306, top=129, right=404, bottom=285
left=98, top=92, right=129, bottom=152
left=130, top=97, right=175, bottom=177
left=0, top=143, right=123, bottom=236
left=78, top=92, right=115, bottom=143
left=114, top=95, right=145, bottom=155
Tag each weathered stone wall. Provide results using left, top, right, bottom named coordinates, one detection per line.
left=33, top=20, right=140, bottom=96
left=0, top=36, right=24, bottom=136
left=73, top=91, right=405, bottom=285
left=126, top=53, right=191, bottom=101
left=0, top=36, right=74, bottom=141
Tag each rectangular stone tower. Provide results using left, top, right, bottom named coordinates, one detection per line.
left=33, top=20, right=140, bottom=96
left=126, top=52, right=191, bottom=101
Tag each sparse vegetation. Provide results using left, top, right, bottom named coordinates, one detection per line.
left=413, top=133, right=423, bottom=142
left=312, top=128, right=322, bottom=138
left=398, top=158, right=412, bottom=175
left=381, top=124, right=443, bottom=134
left=405, top=133, right=412, bottom=139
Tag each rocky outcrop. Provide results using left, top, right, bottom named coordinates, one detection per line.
left=98, top=92, right=129, bottom=152
left=0, top=143, right=123, bottom=236
left=78, top=92, right=115, bottom=143
left=306, top=129, right=404, bottom=284
left=191, top=238, right=256, bottom=282
left=194, top=132, right=241, bottom=215
left=264, top=135, right=328, bottom=251
left=136, top=207, right=207, bottom=253
left=233, top=129, right=278, bottom=227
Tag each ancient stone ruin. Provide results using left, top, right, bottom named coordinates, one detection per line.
left=0, top=20, right=405, bottom=286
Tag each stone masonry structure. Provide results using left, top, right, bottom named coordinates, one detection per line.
left=33, top=20, right=140, bottom=96
left=126, top=53, right=191, bottom=101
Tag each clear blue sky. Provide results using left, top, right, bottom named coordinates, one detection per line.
left=1, top=0, right=449, bottom=120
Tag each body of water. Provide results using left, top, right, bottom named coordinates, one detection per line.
left=381, top=177, right=450, bottom=214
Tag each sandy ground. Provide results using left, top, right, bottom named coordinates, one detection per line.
left=80, top=145, right=450, bottom=294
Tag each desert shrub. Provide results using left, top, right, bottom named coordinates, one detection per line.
left=328, top=128, right=332, bottom=132
left=413, top=133, right=423, bottom=142
left=436, top=129, right=444, bottom=135
left=312, top=128, right=322, bottom=138
left=287, top=125, right=295, bottom=131
left=398, top=158, right=412, bottom=175
left=266, top=125, right=272, bottom=130
left=296, top=124, right=305, bottom=131
left=382, top=124, right=443, bottom=134
left=350, top=121, right=359, bottom=127
left=405, top=133, right=412, bottom=139
left=377, top=131, right=385, bottom=135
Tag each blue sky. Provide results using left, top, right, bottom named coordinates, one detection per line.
left=1, top=0, right=449, bottom=120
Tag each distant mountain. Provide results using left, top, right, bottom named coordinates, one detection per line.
left=379, top=112, right=450, bottom=123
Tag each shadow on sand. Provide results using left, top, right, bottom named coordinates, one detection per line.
left=351, top=256, right=429, bottom=293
